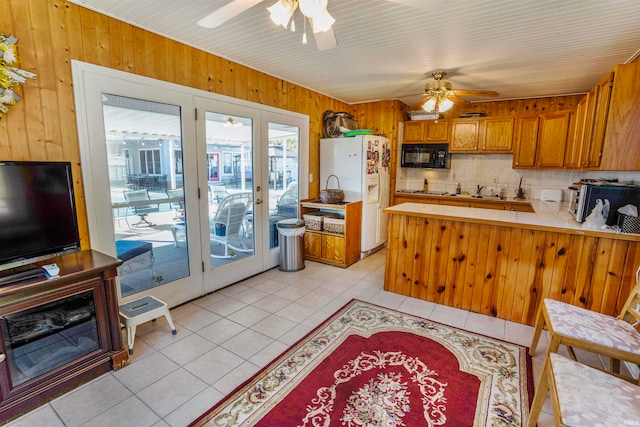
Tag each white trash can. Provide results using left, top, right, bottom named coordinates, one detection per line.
left=277, top=219, right=306, bottom=272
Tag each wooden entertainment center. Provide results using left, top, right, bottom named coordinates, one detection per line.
left=0, top=250, right=127, bottom=423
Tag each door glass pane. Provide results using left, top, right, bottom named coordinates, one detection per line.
left=268, top=122, right=300, bottom=249
left=205, top=112, right=255, bottom=268
left=102, top=94, right=189, bottom=297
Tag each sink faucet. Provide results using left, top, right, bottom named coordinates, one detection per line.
left=476, top=185, right=484, bottom=195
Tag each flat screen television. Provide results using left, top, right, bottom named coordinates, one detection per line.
left=0, top=161, right=80, bottom=283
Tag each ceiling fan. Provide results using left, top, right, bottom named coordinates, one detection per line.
left=197, top=0, right=446, bottom=51
left=409, top=71, right=499, bottom=113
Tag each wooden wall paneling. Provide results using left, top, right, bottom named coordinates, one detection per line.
left=461, top=223, right=481, bottom=311
left=32, top=3, right=64, bottom=160
left=94, top=11, right=111, bottom=68
left=470, top=224, right=491, bottom=313
left=451, top=221, right=471, bottom=309
left=10, top=0, right=41, bottom=160
left=588, top=237, right=614, bottom=312
left=385, top=214, right=403, bottom=294
left=572, top=236, right=598, bottom=309
left=510, top=229, right=535, bottom=323
left=416, top=218, right=434, bottom=301
left=433, top=220, right=452, bottom=305
left=443, top=221, right=462, bottom=306
left=107, top=18, right=125, bottom=71
left=523, top=231, right=548, bottom=325
left=401, top=215, right=418, bottom=297
left=479, top=226, right=500, bottom=316
left=599, top=240, right=629, bottom=315
left=617, top=242, right=640, bottom=315
left=559, top=234, right=581, bottom=306
left=545, top=233, right=572, bottom=302
left=498, top=227, right=522, bottom=320
left=79, top=6, right=98, bottom=65
left=410, top=218, right=426, bottom=298
left=491, top=227, right=512, bottom=318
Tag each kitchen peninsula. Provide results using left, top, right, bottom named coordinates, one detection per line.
left=384, top=201, right=640, bottom=326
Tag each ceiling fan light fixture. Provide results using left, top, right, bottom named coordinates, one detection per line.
left=422, top=98, right=437, bottom=112
left=439, top=98, right=454, bottom=112
left=299, top=0, right=328, bottom=18
left=268, top=0, right=297, bottom=28
left=310, top=10, right=335, bottom=32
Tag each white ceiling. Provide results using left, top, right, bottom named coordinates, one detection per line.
left=69, top=0, right=640, bottom=108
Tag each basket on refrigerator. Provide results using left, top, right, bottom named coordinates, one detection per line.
left=319, top=175, right=344, bottom=204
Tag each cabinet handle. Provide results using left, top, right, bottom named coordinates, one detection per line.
left=0, top=353, right=5, bottom=363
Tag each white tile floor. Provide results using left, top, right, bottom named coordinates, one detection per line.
left=7, top=249, right=609, bottom=426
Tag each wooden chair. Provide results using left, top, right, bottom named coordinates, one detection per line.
left=530, top=265, right=640, bottom=384
left=210, top=192, right=252, bottom=258
left=528, top=353, right=640, bottom=426
left=123, top=189, right=159, bottom=227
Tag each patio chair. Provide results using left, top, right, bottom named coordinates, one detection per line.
left=529, top=265, right=640, bottom=384
left=276, top=186, right=298, bottom=217
left=165, top=188, right=185, bottom=219
left=528, top=353, right=640, bottom=426
left=210, top=192, right=252, bottom=258
left=123, top=189, right=159, bottom=227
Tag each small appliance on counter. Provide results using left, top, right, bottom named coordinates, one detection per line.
left=572, top=182, right=640, bottom=225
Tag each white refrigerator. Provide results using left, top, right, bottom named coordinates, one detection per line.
left=320, top=135, right=391, bottom=256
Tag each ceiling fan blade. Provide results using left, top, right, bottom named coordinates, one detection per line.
left=386, top=0, right=446, bottom=12
left=197, top=0, right=264, bottom=29
left=449, top=95, right=470, bottom=105
left=314, top=27, right=338, bottom=50
left=454, top=89, right=499, bottom=97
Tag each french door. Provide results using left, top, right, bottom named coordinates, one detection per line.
left=73, top=61, right=308, bottom=307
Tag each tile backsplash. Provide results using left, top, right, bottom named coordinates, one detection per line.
left=396, top=153, right=640, bottom=200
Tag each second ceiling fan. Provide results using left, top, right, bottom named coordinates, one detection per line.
left=197, top=0, right=446, bottom=50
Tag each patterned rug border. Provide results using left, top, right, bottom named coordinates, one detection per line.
left=190, top=298, right=535, bottom=426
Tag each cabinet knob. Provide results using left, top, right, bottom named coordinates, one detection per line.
left=515, top=162, right=519, bottom=165
left=0, top=353, right=5, bottom=363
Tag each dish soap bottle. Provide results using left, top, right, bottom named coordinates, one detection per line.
left=423, top=178, right=429, bottom=191
left=456, top=182, right=461, bottom=194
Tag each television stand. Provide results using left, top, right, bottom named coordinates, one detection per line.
left=0, top=264, right=45, bottom=285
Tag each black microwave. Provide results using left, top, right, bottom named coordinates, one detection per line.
left=401, top=143, right=450, bottom=169
left=575, top=184, right=640, bottom=224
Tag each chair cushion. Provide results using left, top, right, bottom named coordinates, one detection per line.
left=116, top=240, right=153, bottom=262
left=544, top=298, right=640, bottom=354
left=550, top=353, right=640, bottom=425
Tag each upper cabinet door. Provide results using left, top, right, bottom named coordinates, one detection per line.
left=536, top=111, right=571, bottom=168
left=512, top=116, right=539, bottom=168
left=449, top=119, right=480, bottom=152
left=480, top=117, right=514, bottom=152
left=403, top=120, right=449, bottom=143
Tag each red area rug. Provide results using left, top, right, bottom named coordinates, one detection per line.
left=191, top=300, right=533, bottom=426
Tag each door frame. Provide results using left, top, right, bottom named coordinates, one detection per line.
left=72, top=60, right=309, bottom=307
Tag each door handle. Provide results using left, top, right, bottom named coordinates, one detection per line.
left=255, top=199, right=263, bottom=205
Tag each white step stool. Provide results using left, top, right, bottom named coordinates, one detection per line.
left=119, top=295, right=176, bottom=355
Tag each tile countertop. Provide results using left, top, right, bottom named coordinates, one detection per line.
left=384, top=200, right=640, bottom=242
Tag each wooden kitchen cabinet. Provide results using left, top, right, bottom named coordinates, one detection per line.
left=598, top=62, right=640, bottom=170
left=450, top=118, right=513, bottom=153
left=581, top=72, right=613, bottom=168
left=449, top=119, right=480, bottom=152
left=512, top=116, right=539, bottom=168
left=479, top=117, right=514, bottom=152
left=564, top=97, right=588, bottom=168
left=403, top=120, right=449, bottom=143
left=300, top=200, right=361, bottom=268
left=535, top=111, right=572, bottom=168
